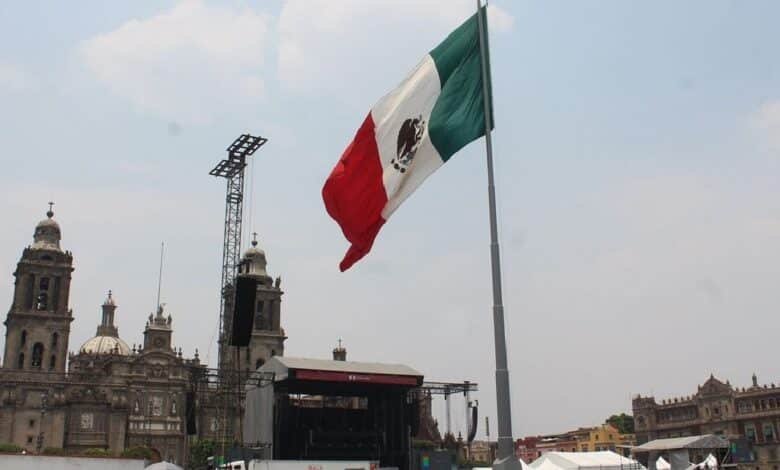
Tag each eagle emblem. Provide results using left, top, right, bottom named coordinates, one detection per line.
left=391, top=116, right=426, bottom=173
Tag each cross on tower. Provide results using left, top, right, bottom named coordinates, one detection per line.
left=47, top=201, right=55, bottom=218
left=252, top=232, right=258, bottom=247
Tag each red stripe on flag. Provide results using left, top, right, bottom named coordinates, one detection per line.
left=322, top=113, right=388, bottom=271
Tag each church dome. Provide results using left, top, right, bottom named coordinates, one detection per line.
left=245, top=243, right=266, bottom=262
left=79, top=335, right=131, bottom=355
left=32, top=205, right=62, bottom=251
left=241, top=238, right=269, bottom=278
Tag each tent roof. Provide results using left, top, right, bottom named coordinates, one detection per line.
left=530, top=451, right=641, bottom=470
left=475, top=462, right=532, bottom=470
left=632, top=435, right=729, bottom=453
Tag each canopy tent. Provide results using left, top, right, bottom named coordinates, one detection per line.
left=632, top=435, right=727, bottom=470
left=656, top=457, right=671, bottom=470
left=530, top=451, right=644, bottom=470
left=632, top=435, right=729, bottom=454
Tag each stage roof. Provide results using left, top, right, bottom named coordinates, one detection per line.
left=259, top=356, right=423, bottom=386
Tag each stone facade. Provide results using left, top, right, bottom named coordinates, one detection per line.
left=633, top=374, right=780, bottom=466
left=0, top=208, right=287, bottom=465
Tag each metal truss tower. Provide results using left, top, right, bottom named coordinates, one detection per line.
left=210, top=134, right=267, bottom=372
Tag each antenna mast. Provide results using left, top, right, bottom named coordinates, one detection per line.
left=156, top=242, right=165, bottom=309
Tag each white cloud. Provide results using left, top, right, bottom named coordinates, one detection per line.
left=277, top=0, right=514, bottom=94
left=80, top=0, right=270, bottom=124
left=751, top=100, right=780, bottom=153
left=0, top=61, right=33, bottom=92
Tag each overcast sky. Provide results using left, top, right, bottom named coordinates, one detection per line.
left=1, top=0, right=779, bottom=441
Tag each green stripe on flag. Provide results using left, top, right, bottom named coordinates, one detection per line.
left=428, top=7, right=494, bottom=162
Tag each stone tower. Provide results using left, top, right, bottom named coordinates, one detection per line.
left=143, top=304, right=173, bottom=352
left=3, top=205, right=74, bottom=372
left=230, top=237, right=286, bottom=372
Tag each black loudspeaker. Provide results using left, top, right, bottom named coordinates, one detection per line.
left=186, top=391, right=197, bottom=435
left=467, top=405, right=478, bottom=443
left=230, top=276, right=257, bottom=347
left=408, top=400, right=420, bottom=437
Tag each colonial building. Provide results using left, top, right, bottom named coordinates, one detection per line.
left=633, top=374, right=780, bottom=465
left=0, top=207, right=288, bottom=464
left=515, top=424, right=635, bottom=462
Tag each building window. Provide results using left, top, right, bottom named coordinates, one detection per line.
left=764, top=423, right=776, bottom=442
left=255, top=358, right=265, bottom=370
left=255, top=301, right=266, bottom=330
left=49, top=355, right=56, bottom=370
left=27, top=436, right=33, bottom=444
left=17, top=353, right=24, bottom=369
left=51, top=332, right=58, bottom=348
left=29, top=419, right=35, bottom=428
left=31, top=343, right=44, bottom=368
left=80, top=413, right=94, bottom=430
left=21, top=330, right=27, bottom=346
left=746, top=424, right=757, bottom=443
left=39, top=277, right=49, bottom=291
left=36, top=292, right=48, bottom=310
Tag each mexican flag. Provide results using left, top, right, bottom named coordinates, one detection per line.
left=322, top=8, right=493, bottom=271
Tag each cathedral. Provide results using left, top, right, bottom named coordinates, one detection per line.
left=0, top=207, right=286, bottom=464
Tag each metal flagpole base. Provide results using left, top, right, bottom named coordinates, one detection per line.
left=492, top=453, right=524, bottom=470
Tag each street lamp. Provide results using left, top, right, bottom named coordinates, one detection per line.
left=36, top=392, right=48, bottom=454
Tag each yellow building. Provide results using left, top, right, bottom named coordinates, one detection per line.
left=577, top=424, right=636, bottom=453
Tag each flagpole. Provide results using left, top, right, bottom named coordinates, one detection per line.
left=476, top=2, right=521, bottom=469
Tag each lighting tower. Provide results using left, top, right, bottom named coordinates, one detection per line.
left=210, top=134, right=267, bottom=372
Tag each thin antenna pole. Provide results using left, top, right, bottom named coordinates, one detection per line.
left=476, top=2, right=521, bottom=469
left=156, top=242, right=165, bottom=309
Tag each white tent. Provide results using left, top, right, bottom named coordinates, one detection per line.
left=474, top=460, right=532, bottom=470
left=689, top=454, right=718, bottom=470
left=530, top=451, right=643, bottom=470
left=656, top=457, right=671, bottom=470
left=145, top=462, right=184, bottom=470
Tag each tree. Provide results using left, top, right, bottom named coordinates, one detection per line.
left=0, top=443, right=23, bottom=453
left=189, top=439, right=218, bottom=469
left=121, top=446, right=155, bottom=460
left=607, top=413, right=634, bottom=434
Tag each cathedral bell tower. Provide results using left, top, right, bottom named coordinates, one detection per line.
left=3, top=204, right=74, bottom=372
left=224, top=235, right=286, bottom=372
